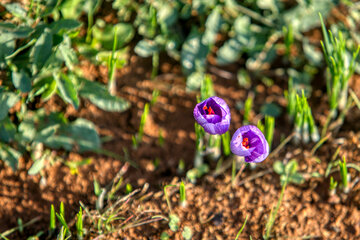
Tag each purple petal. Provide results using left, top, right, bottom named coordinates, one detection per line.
left=230, top=125, right=269, bottom=163
left=193, top=96, right=231, bottom=135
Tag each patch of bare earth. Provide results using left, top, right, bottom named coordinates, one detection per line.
left=0, top=55, right=359, bottom=239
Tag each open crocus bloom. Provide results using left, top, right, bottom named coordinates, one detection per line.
left=230, top=125, right=269, bottom=163
left=193, top=96, right=231, bottom=135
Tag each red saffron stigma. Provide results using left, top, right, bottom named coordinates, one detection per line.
left=203, top=105, right=215, bottom=115
left=242, top=137, right=250, bottom=149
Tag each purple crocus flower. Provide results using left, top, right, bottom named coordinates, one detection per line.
left=230, top=125, right=269, bottom=163
left=193, top=96, right=231, bottom=135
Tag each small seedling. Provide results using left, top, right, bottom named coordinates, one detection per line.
left=59, top=202, right=65, bottom=219
left=150, top=89, right=160, bottom=106
left=64, top=158, right=92, bottom=175
left=56, top=203, right=70, bottom=237
left=221, top=131, right=231, bottom=157
left=93, top=179, right=101, bottom=197
left=137, top=103, right=150, bottom=143
left=282, top=25, right=294, bottom=59
left=287, top=88, right=319, bottom=143
left=179, top=181, right=186, bottom=207
left=339, top=157, right=349, bottom=193
left=76, top=207, right=83, bottom=240
left=329, top=176, right=338, bottom=196
left=125, top=183, right=133, bottom=194
left=177, top=159, right=185, bottom=174
left=17, top=218, right=23, bottom=233
left=257, top=115, right=275, bottom=150
left=49, top=204, right=56, bottom=232
left=168, top=214, right=180, bottom=232
left=264, top=115, right=275, bottom=150
left=160, top=232, right=170, bottom=240
left=186, top=164, right=209, bottom=184
left=158, top=129, right=165, bottom=147
left=235, top=215, right=248, bottom=240
left=182, top=226, right=193, bottom=240
left=257, top=119, right=265, bottom=133
left=243, top=95, right=253, bottom=124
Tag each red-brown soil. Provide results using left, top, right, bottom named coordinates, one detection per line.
left=0, top=53, right=360, bottom=240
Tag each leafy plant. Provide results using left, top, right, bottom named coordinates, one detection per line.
left=0, top=2, right=130, bottom=172
left=319, top=13, right=360, bottom=114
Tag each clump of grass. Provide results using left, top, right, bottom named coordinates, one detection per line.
left=319, top=13, right=359, bottom=114
left=285, top=82, right=319, bottom=144
left=132, top=103, right=150, bottom=149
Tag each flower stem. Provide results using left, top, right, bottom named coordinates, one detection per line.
left=232, top=157, right=246, bottom=186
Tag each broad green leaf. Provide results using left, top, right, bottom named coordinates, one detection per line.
left=12, top=69, right=32, bottom=93
left=44, top=118, right=101, bottom=152
left=50, top=19, right=82, bottom=34
left=260, top=103, right=282, bottom=118
left=42, top=78, right=57, bottom=101
left=303, top=40, right=323, bottom=67
left=157, top=4, right=178, bottom=27
left=203, top=6, right=222, bottom=45
left=285, top=159, right=298, bottom=176
left=289, top=172, right=305, bottom=184
left=60, top=0, right=84, bottom=19
left=0, top=143, right=21, bottom=170
left=0, top=117, right=16, bottom=143
left=0, top=24, right=33, bottom=38
left=186, top=71, right=204, bottom=91
left=282, top=0, right=334, bottom=33
left=0, top=92, right=19, bottom=121
left=273, top=161, right=285, bottom=175
left=31, top=28, right=53, bottom=71
left=257, top=0, right=279, bottom=13
left=34, top=124, right=60, bottom=143
left=0, top=33, right=15, bottom=68
left=18, top=119, right=36, bottom=143
left=57, top=35, right=78, bottom=71
left=79, top=78, right=130, bottom=112
left=182, top=226, right=193, bottom=240
left=54, top=73, right=79, bottom=109
left=217, top=16, right=251, bottom=65
left=70, top=119, right=101, bottom=152
left=169, top=214, right=180, bottom=231
left=192, top=0, right=217, bottom=15
left=92, top=23, right=134, bottom=50
left=44, top=135, right=73, bottom=151
left=134, top=39, right=158, bottom=58
left=41, top=0, right=62, bottom=18
left=95, top=48, right=128, bottom=67
left=181, top=28, right=209, bottom=75
left=28, top=154, right=46, bottom=175
left=216, top=37, right=242, bottom=65
left=4, top=3, right=29, bottom=22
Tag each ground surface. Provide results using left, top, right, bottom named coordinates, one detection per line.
left=0, top=52, right=360, bottom=239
